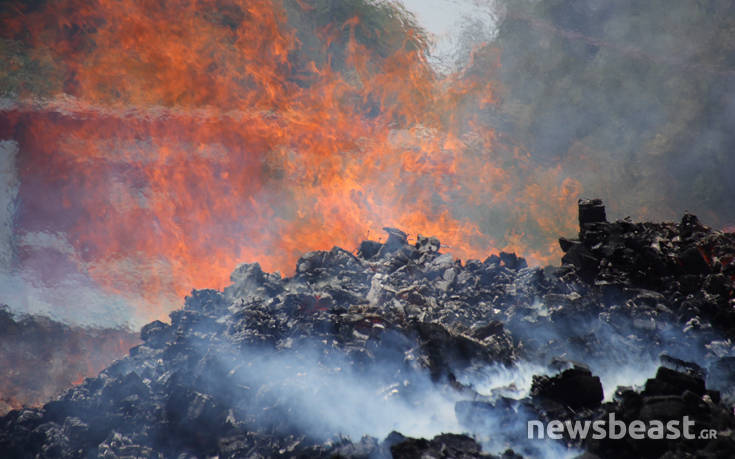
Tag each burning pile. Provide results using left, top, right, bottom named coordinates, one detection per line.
left=1, top=0, right=580, bottom=323
left=1, top=200, right=734, bottom=458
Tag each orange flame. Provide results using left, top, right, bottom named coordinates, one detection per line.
left=2, top=0, right=580, bottom=321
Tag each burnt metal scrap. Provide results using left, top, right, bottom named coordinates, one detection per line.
left=1, top=200, right=735, bottom=458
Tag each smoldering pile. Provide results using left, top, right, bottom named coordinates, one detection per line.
left=0, top=306, right=139, bottom=416
left=1, top=200, right=734, bottom=458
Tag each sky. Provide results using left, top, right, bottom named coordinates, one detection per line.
left=396, top=0, right=496, bottom=68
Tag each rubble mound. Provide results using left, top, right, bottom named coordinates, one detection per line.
left=1, top=201, right=734, bottom=458
left=0, top=306, right=139, bottom=416
left=560, top=199, right=735, bottom=335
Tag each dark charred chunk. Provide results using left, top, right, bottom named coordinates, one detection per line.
left=531, top=366, right=604, bottom=409
left=389, top=432, right=486, bottom=459
left=643, top=367, right=706, bottom=397
left=578, top=198, right=607, bottom=227
left=357, top=240, right=382, bottom=260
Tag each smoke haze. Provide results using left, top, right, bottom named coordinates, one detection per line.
left=1, top=0, right=733, bottom=326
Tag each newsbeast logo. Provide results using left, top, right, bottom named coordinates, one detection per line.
left=528, top=414, right=718, bottom=440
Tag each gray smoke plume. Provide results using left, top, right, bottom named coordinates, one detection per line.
left=471, top=0, right=735, bottom=227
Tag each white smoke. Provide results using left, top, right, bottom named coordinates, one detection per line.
left=0, top=140, right=19, bottom=268
left=0, top=139, right=136, bottom=327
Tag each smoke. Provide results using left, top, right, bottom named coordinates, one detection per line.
left=0, top=140, right=139, bottom=414
left=0, top=0, right=732, bottom=331
left=0, top=141, right=135, bottom=325
left=451, top=362, right=576, bottom=457
left=0, top=140, right=19, bottom=267
left=0, top=139, right=140, bottom=326
left=497, top=295, right=732, bottom=402
left=0, top=305, right=139, bottom=415
left=0, top=4, right=733, bottom=456
left=224, top=343, right=461, bottom=440
left=213, top=314, right=728, bottom=457
left=468, top=0, right=735, bottom=227
left=179, top=331, right=581, bottom=458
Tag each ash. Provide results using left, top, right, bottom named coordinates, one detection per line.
left=2, top=200, right=735, bottom=458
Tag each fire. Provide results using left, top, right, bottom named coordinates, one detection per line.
left=1, top=0, right=579, bottom=322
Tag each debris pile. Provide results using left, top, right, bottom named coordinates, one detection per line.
left=560, top=199, right=735, bottom=336
left=0, top=306, right=139, bottom=416
left=1, top=200, right=734, bottom=458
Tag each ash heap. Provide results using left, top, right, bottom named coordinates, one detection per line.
left=2, top=200, right=735, bottom=458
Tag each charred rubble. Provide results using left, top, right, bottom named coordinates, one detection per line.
left=0, top=306, right=139, bottom=416
left=1, top=200, right=735, bottom=458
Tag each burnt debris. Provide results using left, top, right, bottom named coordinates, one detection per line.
left=1, top=200, right=734, bottom=458
left=0, top=306, right=139, bottom=416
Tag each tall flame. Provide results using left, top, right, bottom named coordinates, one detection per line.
left=1, top=0, right=579, bottom=321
